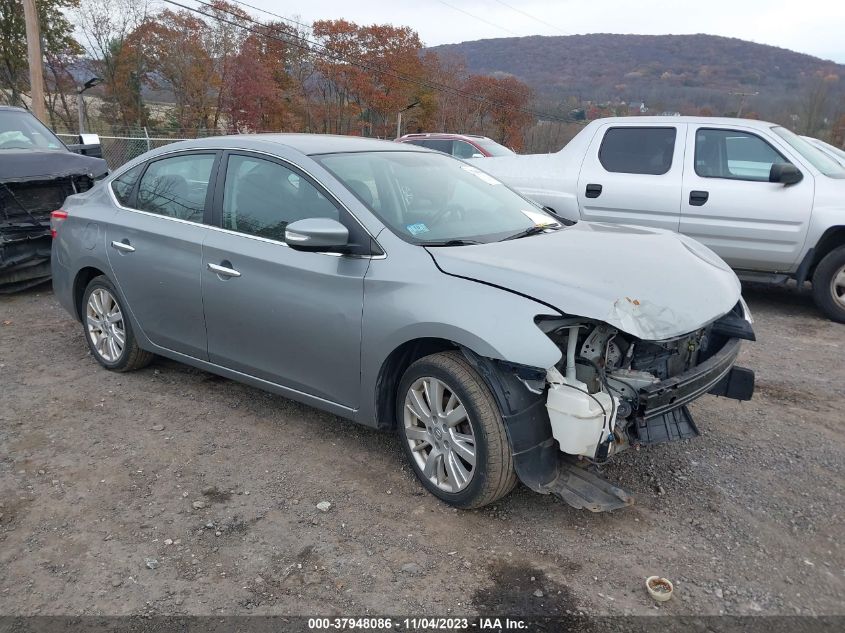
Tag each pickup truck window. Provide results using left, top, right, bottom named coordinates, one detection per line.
left=695, top=129, right=787, bottom=181
left=772, top=126, right=845, bottom=178
left=598, top=127, right=676, bottom=175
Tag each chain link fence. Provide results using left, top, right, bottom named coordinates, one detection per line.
left=56, top=134, right=189, bottom=171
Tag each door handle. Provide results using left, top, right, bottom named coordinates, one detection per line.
left=689, top=190, right=709, bottom=206
left=585, top=183, right=603, bottom=198
left=208, top=262, right=241, bottom=278
left=111, top=240, right=135, bottom=253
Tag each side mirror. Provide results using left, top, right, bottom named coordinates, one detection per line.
left=285, top=218, right=349, bottom=252
left=769, top=163, right=802, bottom=186
left=471, top=153, right=484, bottom=159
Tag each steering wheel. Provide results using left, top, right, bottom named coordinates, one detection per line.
left=428, top=203, right=465, bottom=227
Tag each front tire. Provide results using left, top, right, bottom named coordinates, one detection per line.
left=82, top=276, right=153, bottom=372
left=396, top=351, right=517, bottom=508
left=811, top=245, right=845, bottom=323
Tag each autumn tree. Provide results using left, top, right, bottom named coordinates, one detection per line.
left=43, top=46, right=81, bottom=128
left=0, top=0, right=81, bottom=109
left=311, top=20, right=428, bottom=137
left=204, top=0, right=250, bottom=130
left=75, top=0, right=151, bottom=129
left=134, top=9, right=218, bottom=131
left=800, top=71, right=839, bottom=136
left=462, top=74, right=532, bottom=150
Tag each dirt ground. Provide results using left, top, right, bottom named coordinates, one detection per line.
left=0, top=282, right=843, bottom=618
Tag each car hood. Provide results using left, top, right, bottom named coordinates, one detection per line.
left=426, top=222, right=742, bottom=340
left=0, top=149, right=108, bottom=183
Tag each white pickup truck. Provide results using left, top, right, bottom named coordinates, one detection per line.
left=475, top=116, right=845, bottom=322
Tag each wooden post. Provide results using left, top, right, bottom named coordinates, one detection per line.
left=22, top=0, right=47, bottom=122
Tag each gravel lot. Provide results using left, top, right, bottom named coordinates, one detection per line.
left=0, top=283, right=843, bottom=617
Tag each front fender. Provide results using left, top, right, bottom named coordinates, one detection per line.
left=356, top=251, right=563, bottom=426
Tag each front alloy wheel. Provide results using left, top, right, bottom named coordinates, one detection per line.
left=404, top=377, right=477, bottom=493
left=397, top=351, right=517, bottom=508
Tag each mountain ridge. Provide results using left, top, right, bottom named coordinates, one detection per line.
left=428, top=33, right=845, bottom=116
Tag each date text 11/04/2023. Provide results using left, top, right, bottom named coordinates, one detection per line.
left=307, top=617, right=528, bottom=630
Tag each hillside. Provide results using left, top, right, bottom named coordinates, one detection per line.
left=429, top=34, right=845, bottom=115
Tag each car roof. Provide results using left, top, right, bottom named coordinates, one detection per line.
left=168, top=133, right=426, bottom=156
left=587, top=116, right=779, bottom=130
left=0, top=105, right=29, bottom=113
left=399, top=133, right=488, bottom=141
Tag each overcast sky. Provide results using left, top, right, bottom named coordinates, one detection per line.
left=235, top=0, right=845, bottom=63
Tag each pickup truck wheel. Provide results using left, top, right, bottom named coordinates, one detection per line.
left=82, top=276, right=153, bottom=372
left=397, top=351, right=517, bottom=509
left=812, top=246, right=845, bottom=323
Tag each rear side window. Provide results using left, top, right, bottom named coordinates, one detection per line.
left=136, top=153, right=215, bottom=222
left=408, top=139, right=453, bottom=154
left=695, top=128, right=787, bottom=181
left=110, top=164, right=143, bottom=206
left=598, top=127, right=677, bottom=175
left=452, top=140, right=480, bottom=159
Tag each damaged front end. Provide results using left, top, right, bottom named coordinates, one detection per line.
left=464, top=301, right=755, bottom=512
left=1, top=155, right=106, bottom=292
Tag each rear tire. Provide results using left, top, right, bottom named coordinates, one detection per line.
left=811, top=246, right=845, bottom=323
left=396, top=351, right=517, bottom=508
left=82, top=276, right=153, bottom=372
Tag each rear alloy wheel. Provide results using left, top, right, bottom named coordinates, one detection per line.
left=82, top=276, right=153, bottom=371
left=397, top=351, right=517, bottom=508
left=812, top=245, right=845, bottom=323
left=86, top=287, right=126, bottom=362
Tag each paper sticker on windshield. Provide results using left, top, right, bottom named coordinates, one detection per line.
left=520, top=209, right=558, bottom=227
left=406, top=223, right=430, bottom=236
left=460, top=164, right=501, bottom=185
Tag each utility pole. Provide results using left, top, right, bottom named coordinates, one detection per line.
left=396, top=101, right=421, bottom=139
left=22, top=0, right=46, bottom=122
left=732, top=91, right=758, bottom=118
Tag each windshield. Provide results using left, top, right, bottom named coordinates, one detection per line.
left=810, top=138, right=845, bottom=164
left=0, top=110, right=66, bottom=151
left=315, top=151, right=558, bottom=244
left=771, top=126, right=845, bottom=178
left=473, top=138, right=515, bottom=156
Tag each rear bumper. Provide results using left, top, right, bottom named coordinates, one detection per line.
left=639, top=337, right=754, bottom=419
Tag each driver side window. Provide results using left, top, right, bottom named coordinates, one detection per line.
left=222, top=155, right=339, bottom=242
left=695, top=128, right=788, bottom=181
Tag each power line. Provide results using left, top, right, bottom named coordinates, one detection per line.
left=160, top=0, right=572, bottom=123
left=433, top=0, right=521, bottom=37
left=217, top=0, right=314, bottom=34
left=190, top=0, right=541, bottom=104
left=488, top=0, right=569, bottom=35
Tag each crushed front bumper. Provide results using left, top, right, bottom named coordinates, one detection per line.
left=631, top=336, right=754, bottom=446
left=639, top=337, right=754, bottom=420
left=0, top=224, right=52, bottom=293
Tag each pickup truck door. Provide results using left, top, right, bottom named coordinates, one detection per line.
left=679, top=124, right=814, bottom=272
left=576, top=123, right=685, bottom=231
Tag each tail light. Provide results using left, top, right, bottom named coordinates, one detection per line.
left=50, top=210, right=68, bottom=238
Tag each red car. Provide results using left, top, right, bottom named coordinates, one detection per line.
left=396, top=133, right=514, bottom=158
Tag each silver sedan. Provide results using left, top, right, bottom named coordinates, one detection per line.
left=51, top=134, right=754, bottom=511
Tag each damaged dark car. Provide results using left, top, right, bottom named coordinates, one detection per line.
left=0, top=106, right=107, bottom=292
